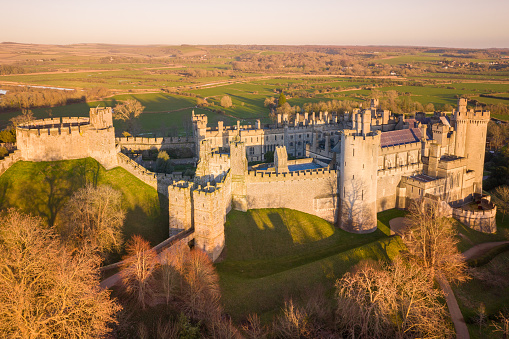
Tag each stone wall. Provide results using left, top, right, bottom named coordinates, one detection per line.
left=453, top=206, right=497, bottom=233
left=15, top=108, right=118, bottom=169
left=0, top=150, right=21, bottom=176
left=116, top=136, right=195, bottom=157
left=245, top=169, right=338, bottom=222
left=117, top=153, right=188, bottom=195
left=376, top=163, right=423, bottom=211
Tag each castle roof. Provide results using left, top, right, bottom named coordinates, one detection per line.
left=381, top=128, right=422, bottom=148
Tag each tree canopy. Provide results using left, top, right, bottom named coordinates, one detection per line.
left=0, top=209, right=120, bottom=338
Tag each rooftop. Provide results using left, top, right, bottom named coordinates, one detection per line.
left=381, top=127, right=422, bottom=148
left=409, top=174, right=438, bottom=183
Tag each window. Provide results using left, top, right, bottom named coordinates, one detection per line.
left=290, top=142, right=294, bottom=146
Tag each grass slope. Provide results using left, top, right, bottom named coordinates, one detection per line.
left=216, top=208, right=405, bottom=322
left=0, top=158, right=168, bottom=257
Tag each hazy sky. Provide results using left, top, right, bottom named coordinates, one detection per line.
left=2, top=0, right=508, bottom=48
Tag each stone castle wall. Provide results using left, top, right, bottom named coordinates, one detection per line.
left=0, top=150, right=22, bottom=176
left=16, top=120, right=91, bottom=163
left=15, top=108, right=118, bottom=169
left=116, top=136, right=195, bottom=156
left=245, top=169, right=338, bottom=222
left=117, top=152, right=189, bottom=195
left=376, top=163, right=423, bottom=211
left=453, top=206, right=497, bottom=234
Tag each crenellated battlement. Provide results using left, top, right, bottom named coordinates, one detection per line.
left=377, top=163, right=423, bottom=177
left=116, top=136, right=195, bottom=145
left=380, top=141, right=421, bottom=154
left=247, top=168, right=336, bottom=182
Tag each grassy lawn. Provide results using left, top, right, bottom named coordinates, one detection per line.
left=454, top=251, right=509, bottom=338
left=0, top=158, right=168, bottom=261
left=216, top=208, right=405, bottom=322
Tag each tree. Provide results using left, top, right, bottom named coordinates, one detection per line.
left=120, top=235, right=159, bottom=310
left=61, top=184, right=125, bottom=254
left=273, top=299, right=311, bottom=338
left=335, top=257, right=453, bottom=338
left=492, top=185, right=509, bottom=222
left=403, top=199, right=469, bottom=283
left=181, top=249, right=222, bottom=320
left=10, top=108, right=34, bottom=126
left=220, top=95, right=233, bottom=108
left=155, top=150, right=174, bottom=174
left=264, top=97, right=276, bottom=108
left=113, top=99, right=145, bottom=134
left=278, top=92, right=287, bottom=107
left=0, top=209, right=120, bottom=338
left=196, top=97, right=208, bottom=107
left=424, top=102, right=435, bottom=112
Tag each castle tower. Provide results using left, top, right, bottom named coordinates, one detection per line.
left=193, top=185, right=225, bottom=261
left=230, top=140, right=248, bottom=211
left=168, top=181, right=193, bottom=234
left=465, top=107, right=490, bottom=194
left=339, top=130, right=381, bottom=233
left=192, top=110, right=208, bottom=155
left=195, top=139, right=212, bottom=183
left=275, top=146, right=289, bottom=173
left=88, top=107, right=117, bottom=169
left=452, top=98, right=468, bottom=157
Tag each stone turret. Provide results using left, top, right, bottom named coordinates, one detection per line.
left=88, top=107, right=117, bottom=169
left=230, top=140, right=248, bottom=211
left=275, top=146, right=289, bottom=173
left=339, top=130, right=381, bottom=233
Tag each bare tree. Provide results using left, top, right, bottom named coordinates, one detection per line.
left=335, top=257, right=453, bottom=338
left=242, top=314, right=268, bottom=339
left=403, top=198, right=469, bottom=283
left=113, top=99, right=145, bottom=134
left=181, top=249, right=222, bottom=320
left=10, top=108, right=34, bottom=126
left=0, top=209, right=120, bottom=338
left=273, top=299, right=311, bottom=339
left=491, top=311, right=509, bottom=339
left=159, top=239, right=190, bottom=305
left=61, top=184, right=125, bottom=254
left=120, top=235, right=159, bottom=310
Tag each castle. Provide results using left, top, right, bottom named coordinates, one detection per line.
left=12, top=98, right=497, bottom=261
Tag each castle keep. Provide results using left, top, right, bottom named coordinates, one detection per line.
left=16, top=107, right=118, bottom=169
left=13, top=98, right=496, bottom=261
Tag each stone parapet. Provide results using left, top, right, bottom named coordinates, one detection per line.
left=0, top=150, right=21, bottom=176
left=247, top=168, right=337, bottom=182
left=377, top=163, right=423, bottom=177
left=453, top=205, right=497, bottom=233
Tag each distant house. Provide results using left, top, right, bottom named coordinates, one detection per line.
left=0, top=90, right=7, bottom=95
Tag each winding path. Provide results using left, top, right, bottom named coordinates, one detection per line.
left=389, top=217, right=509, bottom=339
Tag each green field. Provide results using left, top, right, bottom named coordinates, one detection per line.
left=0, top=158, right=168, bottom=261
left=454, top=250, right=509, bottom=338
left=216, top=208, right=405, bottom=322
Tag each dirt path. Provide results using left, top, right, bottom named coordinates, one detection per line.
left=462, top=241, right=509, bottom=260
left=437, top=275, right=470, bottom=339
left=389, top=216, right=509, bottom=339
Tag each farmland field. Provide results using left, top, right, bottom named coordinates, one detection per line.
left=1, top=43, right=509, bottom=132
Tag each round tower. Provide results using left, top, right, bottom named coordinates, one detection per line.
left=339, top=130, right=380, bottom=233
left=453, top=98, right=468, bottom=157
left=465, top=107, right=490, bottom=194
